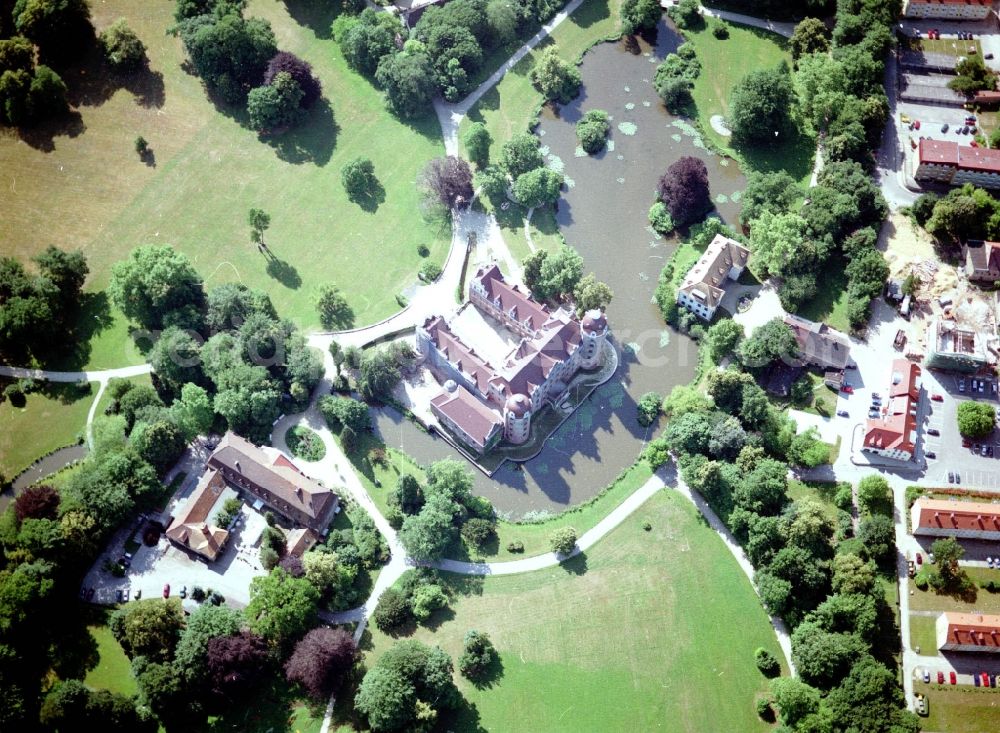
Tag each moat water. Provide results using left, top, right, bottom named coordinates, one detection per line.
left=377, top=21, right=748, bottom=518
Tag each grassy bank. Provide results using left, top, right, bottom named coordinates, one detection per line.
left=0, top=382, right=93, bottom=477
left=359, top=489, right=783, bottom=732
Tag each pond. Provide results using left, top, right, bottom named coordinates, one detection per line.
left=379, top=21, right=748, bottom=519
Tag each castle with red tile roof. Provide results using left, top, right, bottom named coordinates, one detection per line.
left=416, top=264, right=609, bottom=454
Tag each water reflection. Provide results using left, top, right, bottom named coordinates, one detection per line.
left=379, top=22, right=748, bottom=518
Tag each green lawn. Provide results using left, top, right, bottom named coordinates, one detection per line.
left=909, top=614, right=939, bottom=655
left=356, top=489, right=783, bottom=732
left=84, top=624, right=137, bottom=697
left=910, top=567, right=1000, bottom=613
left=0, top=381, right=94, bottom=477
left=922, top=687, right=1000, bottom=733
left=684, top=18, right=815, bottom=188
left=787, top=479, right=844, bottom=523
left=0, top=0, right=450, bottom=347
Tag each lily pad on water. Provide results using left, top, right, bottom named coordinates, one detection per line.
left=624, top=85, right=631, bottom=92
left=617, top=154, right=624, bottom=161
left=616, top=177, right=625, bottom=184
left=719, top=158, right=730, bottom=166
left=617, top=121, right=638, bottom=136
left=642, top=100, right=651, bottom=107
left=671, top=133, right=682, bottom=142
left=660, top=330, right=671, bottom=348
left=625, top=102, right=635, bottom=110
left=715, top=193, right=729, bottom=204
left=730, top=190, right=743, bottom=202
left=607, top=140, right=615, bottom=152
left=574, top=145, right=588, bottom=157
left=638, top=271, right=650, bottom=281
left=538, top=129, right=546, bottom=136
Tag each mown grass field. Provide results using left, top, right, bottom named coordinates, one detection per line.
left=359, top=489, right=783, bottom=732
left=684, top=18, right=815, bottom=189
left=0, top=381, right=93, bottom=477
left=84, top=623, right=137, bottom=696
left=0, top=0, right=450, bottom=367
left=909, top=614, right=938, bottom=654
left=910, top=567, right=1000, bottom=613
left=921, top=686, right=1000, bottom=733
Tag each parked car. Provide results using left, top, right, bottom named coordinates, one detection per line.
left=180, top=585, right=187, bottom=599
left=842, top=385, right=854, bottom=394
left=134, top=589, right=142, bottom=600
left=987, top=556, right=994, bottom=568
left=950, top=671, right=957, bottom=685
left=981, top=381, right=986, bottom=393
left=948, top=471, right=955, bottom=483
left=966, top=115, right=977, bottom=125
left=122, top=588, right=130, bottom=602
left=955, top=471, right=962, bottom=483
left=987, top=52, right=995, bottom=60
left=982, top=672, right=992, bottom=687
left=116, top=589, right=123, bottom=603
left=901, top=113, right=911, bottom=124
left=942, top=123, right=950, bottom=133
left=938, top=670, right=945, bottom=684
left=871, top=392, right=881, bottom=399
left=928, top=428, right=940, bottom=436
left=922, top=668, right=930, bottom=683
left=989, top=445, right=995, bottom=457
left=960, top=379, right=966, bottom=392
left=926, top=451, right=936, bottom=459
left=869, top=410, right=880, bottom=419
left=983, top=445, right=989, bottom=457
left=914, top=120, right=921, bottom=130
left=162, top=583, right=170, bottom=598
left=908, top=560, right=916, bottom=577
left=975, top=673, right=981, bottom=687
left=837, top=410, right=850, bottom=417
left=963, top=438, right=972, bottom=447
left=917, top=552, right=923, bottom=565
left=916, top=693, right=928, bottom=717
left=931, top=393, right=944, bottom=401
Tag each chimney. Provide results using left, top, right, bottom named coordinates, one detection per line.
left=295, top=487, right=303, bottom=500
left=235, top=460, right=242, bottom=473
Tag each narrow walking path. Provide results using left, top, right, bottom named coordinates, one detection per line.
left=699, top=5, right=796, bottom=38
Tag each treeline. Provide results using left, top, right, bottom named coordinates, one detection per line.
left=645, top=361, right=917, bottom=731
left=108, top=244, right=323, bottom=443
left=334, top=0, right=569, bottom=118
left=171, top=0, right=323, bottom=132
left=0, top=247, right=88, bottom=365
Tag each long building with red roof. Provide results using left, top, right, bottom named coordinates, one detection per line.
left=937, top=613, right=1000, bottom=654
left=904, top=0, right=993, bottom=20
left=911, top=497, right=1000, bottom=540
left=862, top=358, right=921, bottom=462
left=916, top=139, right=1000, bottom=190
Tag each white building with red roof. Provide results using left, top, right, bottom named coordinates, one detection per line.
left=417, top=264, right=609, bottom=453
left=916, top=139, right=1000, bottom=190
left=911, top=497, right=1000, bottom=540
left=862, top=358, right=921, bottom=462
left=937, top=613, right=1000, bottom=654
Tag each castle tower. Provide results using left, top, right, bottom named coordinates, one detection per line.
left=579, top=310, right=608, bottom=369
left=503, top=393, right=532, bottom=445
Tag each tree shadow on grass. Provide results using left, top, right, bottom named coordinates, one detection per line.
left=48, top=602, right=103, bottom=681
left=440, top=696, right=488, bottom=733
left=572, top=0, right=609, bottom=29
left=561, top=552, right=588, bottom=575
left=264, top=99, right=338, bottom=166
left=266, top=255, right=303, bottom=290
left=14, top=110, right=86, bottom=152
left=349, top=179, right=387, bottom=213
left=28, top=290, right=114, bottom=370
left=422, top=604, right=456, bottom=631
left=468, top=652, right=505, bottom=690
left=283, top=0, right=341, bottom=40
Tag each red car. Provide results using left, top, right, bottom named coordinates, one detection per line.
left=916, top=553, right=923, bottom=565
left=841, top=385, right=854, bottom=394
left=982, top=672, right=991, bottom=687
left=914, top=120, right=921, bottom=130
left=931, top=394, right=943, bottom=402
left=937, top=671, right=945, bottom=684
left=950, top=671, right=957, bottom=685
left=162, top=583, right=170, bottom=598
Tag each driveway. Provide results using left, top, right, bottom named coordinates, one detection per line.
left=732, top=285, right=783, bottom=335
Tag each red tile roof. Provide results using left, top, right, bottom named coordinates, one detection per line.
left=863, top=359, right=920, bottom=456
left=423, top=315, right=495, bottom=395
left=166, top=470, right=230, bottom=561
left=912, top=497, right=1000, bottom=533
left=919, top=138, right=1000, bottom=173
left=431, top=386, right=502, bottom=451
left=939, top=612, right=1000, bottom=652
left=475, top=264, right=550, bottom=332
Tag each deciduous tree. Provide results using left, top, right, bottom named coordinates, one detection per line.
left=657, top=156, right=711, bottom=226
left=285, top=626, right=358, bottom=700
